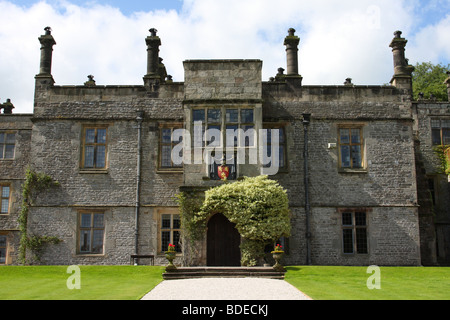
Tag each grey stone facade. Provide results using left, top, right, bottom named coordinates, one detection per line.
left=0, top=27, right=449, bottom=266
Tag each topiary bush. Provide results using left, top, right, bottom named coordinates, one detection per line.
left=198, top=175, right=291, bottom=266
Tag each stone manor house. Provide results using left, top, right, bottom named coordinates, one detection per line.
left=1, top=27, right=449, bottom=266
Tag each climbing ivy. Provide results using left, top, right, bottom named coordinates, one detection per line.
left=433, top=145, right=450, bottom=175
left=177, top=176, right=291, bottom=266
left=18, top=168, right=61, bottom=264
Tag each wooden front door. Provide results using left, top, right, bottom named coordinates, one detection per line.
left=207, top=213, right=241, bottom=266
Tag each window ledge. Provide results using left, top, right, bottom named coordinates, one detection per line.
left=156, top=169, right=183, bottom=174
left=338, top=168, right=368, bottom=174
left=79, top=169, right=109, bottom=174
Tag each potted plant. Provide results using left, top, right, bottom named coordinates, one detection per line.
left=271, top=244, right=285, bottom=271
left=165, top=243, right=177, bottom=271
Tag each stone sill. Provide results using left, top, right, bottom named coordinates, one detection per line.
left=78, top=169, right=109, bottom=174
left=338, top=168, right=368, bottom=174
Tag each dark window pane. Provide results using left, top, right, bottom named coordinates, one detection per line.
left=85, top=129, right=95, bottom=143
left=340, top=129, right=350, bottom=144
left=0, top=236, right=6, bottom=247
left=1, top=186, right=9, bottom=198
left=432, top=129, right=441, bottom=145
left=84, top=146, right=95, bottom=168
left=4, top=145, right=14, bottom=159
left=443, top=129, right=450, bottom=145
left=193, top=109, right=205, bottom=122
left=342, top=212, right=353, bottom=226
left=243, top=125, right=255, bottom=146
left=340, top=146, right=351, bottom=167
left=241, top=109, right=254, bottom=123
left=351, top=145, right=362, bottom=168
left=1, top=199, right=9, bottom=214
left=80, top=230, right=91, bottom=252
left=226, top=125, right=238, bottom=147
left=161, top=145, right=172, bottom=167
left=5, top=134, right=15, bottom=144
left=226, top=109, right=238, bottom=123
left=207, top=109, right=221, bottom=123
left=96, top=146, right=106, bottom=168
left=161, top=129, right=172, bottom=144
left=351, top=129, right=360, bottom=144
left=356, top=228, right=368, bottom=254
left=93, top=214, right=104, bottom=228
left=162, top=214, right=171, bottom=229
left=92, top=230, right=104, bottom=254
left=0, top=133, right=4, bottom=143
left=173, top=231, right=181, bottom=252
left=97, top=129, right=106, bottom=144
left=81, top=214, right=92, bottom=228
left=343, top=229, right=354, bottom=254
left=161, top=231, right=170, bottom=252
left=173, top=215, right=181, bottom=229
left=355, top=212, right=366, bottom=226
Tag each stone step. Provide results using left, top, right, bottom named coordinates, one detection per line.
left=162, top=267, right=285, bottom=280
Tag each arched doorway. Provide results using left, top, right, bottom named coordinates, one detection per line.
left=207, top=213, right=241, bottom=266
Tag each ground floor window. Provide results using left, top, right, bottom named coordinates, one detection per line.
left=0, top=235, right=7, bottom=264
left=160, top=213, right=181, bottom=253
left=78, top=212, right=105, bottom=254
left=341, top=209, right=368, bottom=254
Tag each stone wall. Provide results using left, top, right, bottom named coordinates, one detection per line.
left=0, top=115, right=33, bottom=264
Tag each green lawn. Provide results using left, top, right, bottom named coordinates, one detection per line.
left=285, top=266, right=450, bottom=300
left=1, top=265, right=449, bottom=300
left=0, top=265, right=164, bottom=300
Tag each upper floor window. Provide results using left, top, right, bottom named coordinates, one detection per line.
left=431, top=119, right=450, bottom=145
left=192, top=107, right=255, bottom=148
left=159, top=124, right=183, bottom=170
left=339, top=127, right=364, bottom=169
left=0, top=132, right=15, bottom=159
left=263, top=125, right=287, bottom=170
left=0, top=186, right=10, bottom=214
left=81, top=126, right=107, bottom=169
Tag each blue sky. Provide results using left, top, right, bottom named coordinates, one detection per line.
left=10, top=0, right=184, bottom=14
left=1, top=0, right=450, bottom=113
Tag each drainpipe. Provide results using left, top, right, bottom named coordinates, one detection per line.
left=302, top=113, right=311, bottom=265
left=134, top=111, right=144, bottom=265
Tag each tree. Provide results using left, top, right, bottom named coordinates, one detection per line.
left=412, top=62, right=449, bottom=101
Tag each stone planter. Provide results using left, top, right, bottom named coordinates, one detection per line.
left=165, top=251, right=177, bottom=271
left=271, top=251, right=285, bottom=272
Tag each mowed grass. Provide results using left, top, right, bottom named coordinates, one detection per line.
left=285, top=266, right=450, bottom=300
left=0, top=265, right=164, bottom=300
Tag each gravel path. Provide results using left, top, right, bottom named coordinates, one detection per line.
left=141, top=278, right=312, bottom=300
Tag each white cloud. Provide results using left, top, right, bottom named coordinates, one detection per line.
left=0, top=0, right=448, bottom=114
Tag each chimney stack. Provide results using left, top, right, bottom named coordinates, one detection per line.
left=144, top=28, right=162, bottom=88
left=389, top=31, right=414, bottom=90
left=35, top=27, right=56, bottom=87
left=284, top=28, right=300, bottom=76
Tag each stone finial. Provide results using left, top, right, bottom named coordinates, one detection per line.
left=149, top=28, right=158, bottom=37
left=344, top=78, right=353, bottom=86
left=288, top=28, right=296, bottom=36
left=1, top=99, right=15, bottom=114
left=84, top=75, right=96, bottom=86
left=44, top=26, right=52, bottom=35
left=394, top=30, right=402, bottom=38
